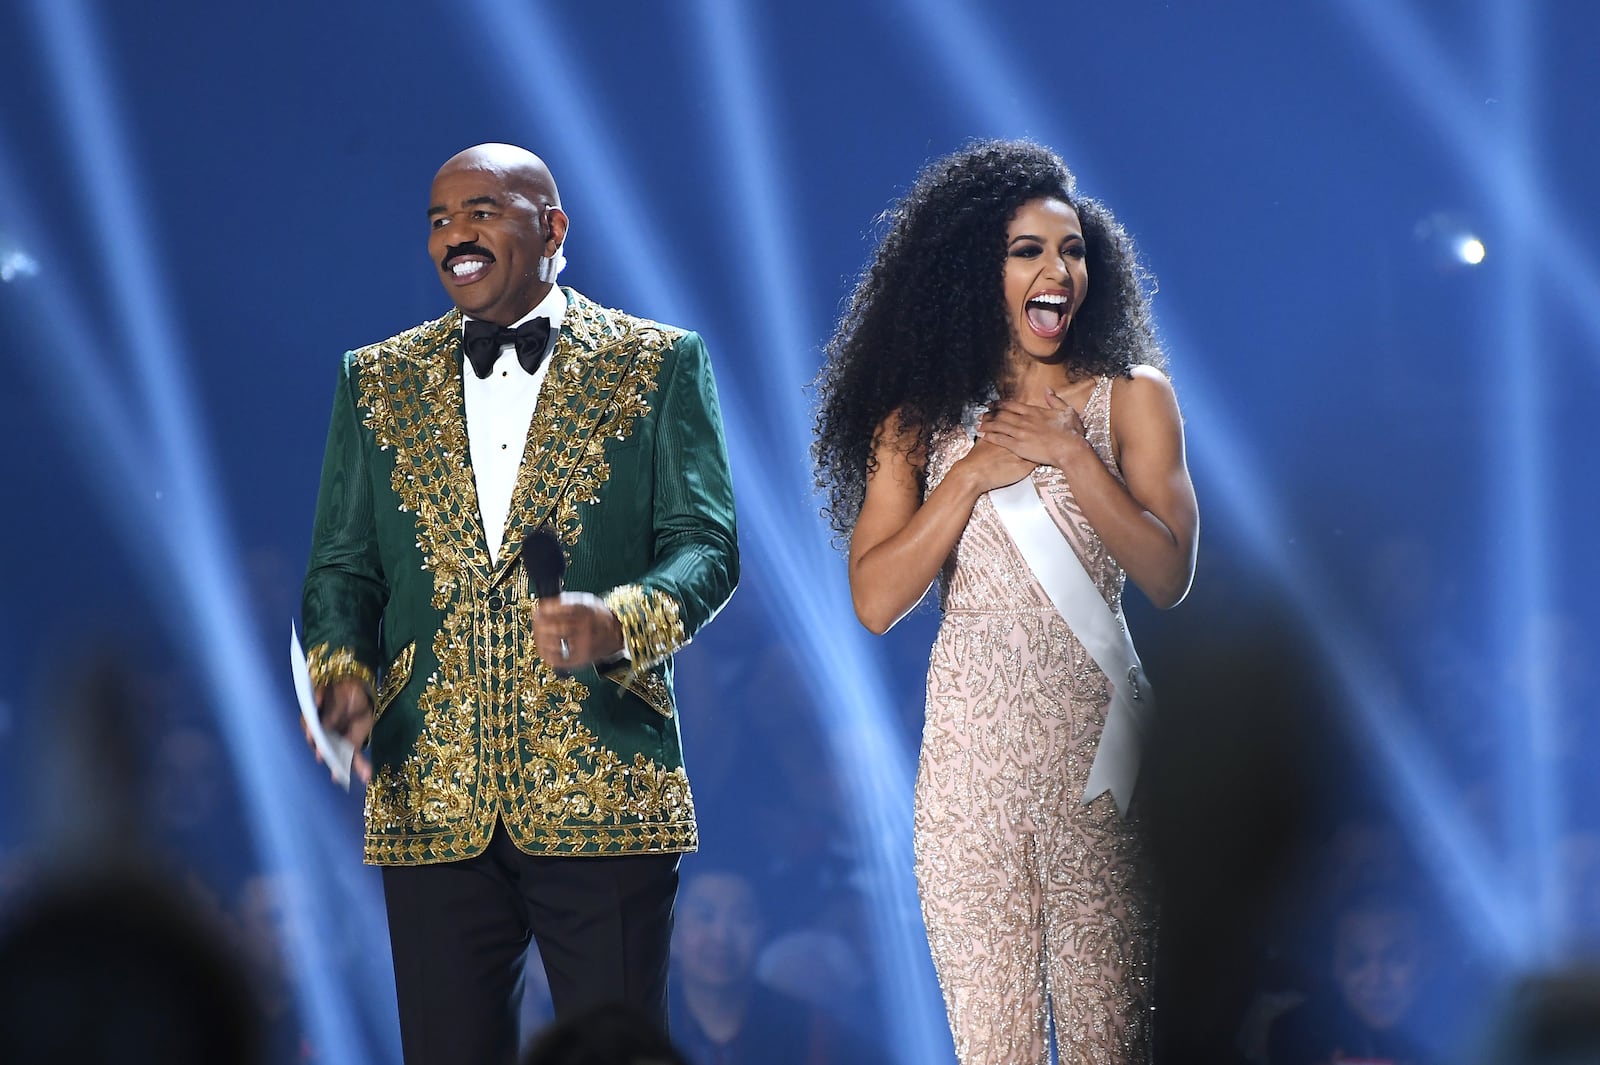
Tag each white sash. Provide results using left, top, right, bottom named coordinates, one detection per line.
left=987, top=476, right=1152, bottom=816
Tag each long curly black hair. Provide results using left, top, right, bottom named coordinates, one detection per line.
left=812, top=139, right=1165, bottom=540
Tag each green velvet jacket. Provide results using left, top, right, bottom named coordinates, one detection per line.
left=301, top=289, right=738, bottom=865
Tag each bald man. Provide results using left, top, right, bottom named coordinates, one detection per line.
left=302, top=144, right=739, bottom=1064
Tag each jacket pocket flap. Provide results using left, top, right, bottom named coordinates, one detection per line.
left=375, top=641, right=416, bottom=720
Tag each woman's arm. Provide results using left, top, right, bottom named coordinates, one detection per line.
left=1074, top=367, right=1198, bottom=607
left=848, top=415, right=1037, bottom=633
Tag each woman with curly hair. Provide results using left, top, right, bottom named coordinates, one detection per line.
left=812, top=140, right=1198, bottom=1064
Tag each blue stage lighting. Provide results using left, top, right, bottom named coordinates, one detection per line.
left=1172, top=361, right=1530, bottom=966
left=24, top=0, right=400, bottom=1059
left=0, top=156, right=158, bottom=489
left=691, top=0, right=827, bottom=465
left=1489, top=0, right=1561, bottom=963
left=689, top=6, right=953, bottom=1050
left=1333, top=0, right=1600, bottom=345
left=463, top=3, right=953, bottom=1055
left=885, top=0, right=1056, bottom=145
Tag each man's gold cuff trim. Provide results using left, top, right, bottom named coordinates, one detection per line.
left=602, top=585, right=686, bottom=673
left=305, top=642, right=377, bottom=701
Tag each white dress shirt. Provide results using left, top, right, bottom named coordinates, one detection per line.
left=462, top=284, right=567, bottom=564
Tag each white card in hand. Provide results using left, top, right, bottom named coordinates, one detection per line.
left=291, top=621, right=356, bottom=791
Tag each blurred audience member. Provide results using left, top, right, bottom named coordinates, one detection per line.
left=235, top=873, right=293, bottom=1016
left=154, top=725, right=227, bottom=835
left=234, top=872, right=320, bottom=1061
left=0, top=872, right=263, bottom=1064
left=1267, top=889, right=1434, bottom=1065
left=522, top=1001, right=689, bottom=1065
left=1320, top=818, right=1412, bottom=901
left=1236, top=814, right=1418, bottom=1065
left=1, top=653, right=286, bottom=1062
left=755, top=885, right=875, bottom=1035
left=1140, top=601, right=1339, bottom=1063
left=1478, top=967, right=1600, bottom=1065
left=670, top=865, right=876, bottom=1065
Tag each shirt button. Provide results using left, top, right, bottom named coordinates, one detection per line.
left=501, top=444, right=508, bottom=450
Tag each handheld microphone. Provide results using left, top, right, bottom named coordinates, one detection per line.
left=522, top=524, right=570, bottom=671
left=523, top=523, right=566, bottom=600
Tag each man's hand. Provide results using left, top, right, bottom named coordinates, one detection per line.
left=306, top=677, right=374, bottom=784
left=532, top=592, right=625, bottom=670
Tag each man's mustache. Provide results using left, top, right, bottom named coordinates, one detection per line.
left=442, top=242, right=495, bottom=269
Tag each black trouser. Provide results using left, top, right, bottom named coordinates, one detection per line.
left=380, top=822, right=681, bottom=1065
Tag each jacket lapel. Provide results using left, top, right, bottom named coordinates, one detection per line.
left=421, top=310, right=497, bottom=578
left=489, top=291, right=646, bottom=586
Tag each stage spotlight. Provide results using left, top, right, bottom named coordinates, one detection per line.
left=1336, top=0, right=1600, bottom=340
left=1414, top=212, right=1490, bottom=271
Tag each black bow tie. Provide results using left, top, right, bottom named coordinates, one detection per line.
left=462, top=317, right=553, bottom=379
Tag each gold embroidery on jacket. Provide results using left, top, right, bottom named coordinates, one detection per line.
left=600, top=658, right=676, bottom=719
left=604, top=584, right=688, bottom=671
left=363, top=613, right=485, bottom=859
left=373, top=641, right=415, bottom=720
left=599, top=583, right=687, bottom=718
left=305, top=643, right=376, bottom=699
left=514, top=674, right=694, bottom=855
left=353, top=295, right=696, bottom=864
left=492, top=298, right=677, bottom=578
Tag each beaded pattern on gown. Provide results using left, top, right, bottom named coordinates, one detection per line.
left=913, top=376, right=1154, bottom=1065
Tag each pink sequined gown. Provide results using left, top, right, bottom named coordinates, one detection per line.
left=914, top=376, right=1154, bottom=1065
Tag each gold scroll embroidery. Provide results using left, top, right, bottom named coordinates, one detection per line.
left=305, top=643, right=376, bottom=700
left=603, top=584, right=687, bottom=671
left=373, top=641, right=415, bottom=720
left=354, top=294, right=697, bottom=864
